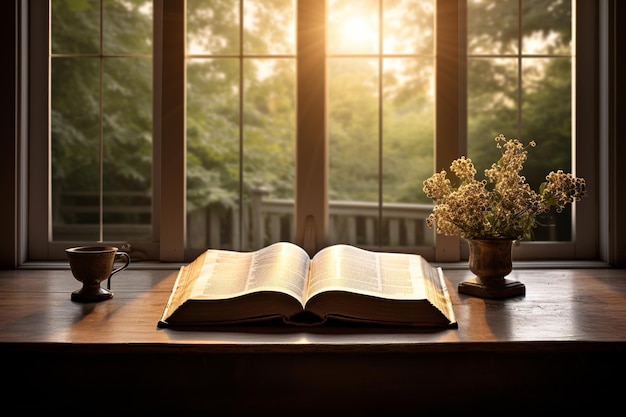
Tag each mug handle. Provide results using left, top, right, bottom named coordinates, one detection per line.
left=107, top=251, right=131, bottom=290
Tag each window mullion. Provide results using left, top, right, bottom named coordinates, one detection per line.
left=296, top=0, right=328, bottom=257
left=575, top=0, right=599, bottom=259
left=28, top=0, right=50, bottom=260
left=159, top=0, right=186, bottom=261
left=378, top=0, right=384, bottom=248
left=434, top=0, right=462, bottom=261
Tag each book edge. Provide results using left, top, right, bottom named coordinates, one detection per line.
left=435, top=266, right=457, bottom=326
left=158, top=265, right=186, bottom=325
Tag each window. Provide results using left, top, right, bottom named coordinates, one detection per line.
left=27, top=0, right=598, bottom=262
left=326, top=0, right=436, bottom=251
left=185, top=0, right=297, bottom=253
left=467, top=0, right=574, bottom=241
left=49, top=0, right=153, bottom=244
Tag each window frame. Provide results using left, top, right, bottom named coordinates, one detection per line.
left=22, top=0, right=600, bottom=263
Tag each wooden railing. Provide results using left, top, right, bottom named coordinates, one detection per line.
left=187, top=188, right=434, bottom=250
left=55, top=190, right=435, bottom=249
left=52, top=190, right=153, bottom=242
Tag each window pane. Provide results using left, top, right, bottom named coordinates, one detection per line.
left=467, top=0, right=575, bottom=242
left=328, top=58, right=379, bottom=203
left=51, top=58, right=100, bottom=241
left=382, top=57, right=435, bottom=247
left=467, top=57, right=519, bottom=169
left=521, top=57, right=573, bottom=241
left=242, top=59, right=296, bottom=248
left=521, top=58, right=572, bottom=160
left=50, top=1, right=153, bottom=244
left=103, top=0, right=153, bottom=55
left=187, top=58, right=240, bottom=250
left=51, top=0, right=100, bottom=54
left=383, top=0, right=434, bottom=55
left=327, top=65, right=381, bottom=246
left=522, top=0, right=572, bottom=55
left=186, top=1, right=296, bottom=252
left=328, top=0, right=379, bottom=55
left=102, top=58, right=153, bottom=241
left=187, top=0, right=239, bottom=55
left=467, top=0, right=518, bottom=55
left=244, top=0, right=296, bottom=55
left=327, top=0, right=435, bottom=248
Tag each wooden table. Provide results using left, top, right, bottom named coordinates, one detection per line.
left=2, top=266, right=625, bottom=414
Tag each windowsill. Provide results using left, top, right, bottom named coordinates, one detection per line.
left=16, top=259, right=613, bottom=271
left=434, top=259, right=612, bottom=269
left=16, top=260, right=188, bottom=270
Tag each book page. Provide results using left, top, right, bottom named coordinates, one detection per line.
left=189, top=242, right=310, bottom=304
left=306, top=244, right=427, bottom=301
left=419, top=256, right=457, bottom=324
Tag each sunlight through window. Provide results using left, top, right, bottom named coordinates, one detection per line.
left=339, top=16, right=378, bottom=53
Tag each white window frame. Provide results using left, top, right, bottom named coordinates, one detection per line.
left=21, top=0, right=601, bottom=263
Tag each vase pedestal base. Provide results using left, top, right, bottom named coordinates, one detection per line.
left=458, top=277, right=526, bottom=299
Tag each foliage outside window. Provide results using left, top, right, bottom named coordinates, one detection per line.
left=43, top=0, right=582, bottom=262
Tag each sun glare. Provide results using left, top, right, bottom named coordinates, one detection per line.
left=336, top=16, right=378, bottom=53
left=342, top=17, right=371, bottom=39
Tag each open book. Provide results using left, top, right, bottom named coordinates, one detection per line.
left=158, top=242, right=457, bottom=328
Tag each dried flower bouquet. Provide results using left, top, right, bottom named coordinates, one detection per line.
left=423, top=134, right=586, bottom=241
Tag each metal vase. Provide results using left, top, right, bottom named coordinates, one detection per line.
left=458, top=237, right=525, bottom=299
left=467, top=238, right=514, bottom=285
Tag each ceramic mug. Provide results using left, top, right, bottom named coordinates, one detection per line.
left=66, top=246, right=130, bottom=302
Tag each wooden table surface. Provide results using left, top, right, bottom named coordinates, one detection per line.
left=1, top=266, right=626, bottom=350
left=2, top=265, right=626, bottom=414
